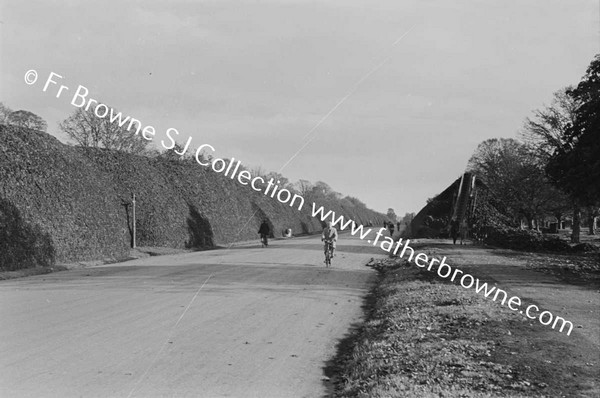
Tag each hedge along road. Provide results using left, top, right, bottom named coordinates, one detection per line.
left=0, top=233, right=383, bottom=398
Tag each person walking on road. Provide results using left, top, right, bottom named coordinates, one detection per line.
left=258, top=220, right=270, bottom=247
left=459, top=219, right=468, bottom=245
left=450, top=218, right=459, bottom=245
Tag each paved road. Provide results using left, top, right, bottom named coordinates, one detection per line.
left=0, top=234, right=383, bottom=398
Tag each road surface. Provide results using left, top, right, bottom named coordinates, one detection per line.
left=0, top=234, right=383, bottom=398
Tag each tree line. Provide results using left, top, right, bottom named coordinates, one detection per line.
left=0, top=103, right=47, bottom=132
left=1, top=101, right=151, bottom=155
left=467, top=55, right=600, bottom=243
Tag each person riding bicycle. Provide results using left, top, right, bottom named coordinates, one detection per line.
left=258, top=220, right=270, bottom=247
left=321, top=221, right=338, bottom=259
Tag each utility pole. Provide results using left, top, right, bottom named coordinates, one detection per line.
left=132, top=193, right=136, bottom=248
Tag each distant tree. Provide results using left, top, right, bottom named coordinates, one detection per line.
left=543, top=56, right=600, bottom=239
left=512, top=154, right=567, bottom=230
left=521, top=87, right=579, bottom=161
left=312, top=181, right=333, bottom=198
left=399, top=212, right=415, bottom=235
left=386, top=208, right=397, bottom=222
left=402, top=212, right=415, bottom=225
left=547, top=56, right=600, bottom=205
left=546, top=193, right=572, bottom=228
left=468, top=138, right=563, bottom=230
left=306, top=181, right=342, bottom=202
left=468, top=138, right=524, bottom=183
left=330, top=191, right=343, bottom=200
left=6, top=110, right=47, bottom=132
left=250, top=165, right=267, bottom=177
left=295, top=179, right=313, bottom=197
left=59, top=106, right=149, bottom=154
left=265, top=172, right=291, bottom=189
left=0, top=102, right=13, bottom=124
left=521, top=87, right=579, bottom=236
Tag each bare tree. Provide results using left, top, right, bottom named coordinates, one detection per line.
left=265, top=172, right=292, bottom=190
left=402, top=212, right=415, bottom=224
left=6, top=110, right=47, bottom=132
left=521, top=87, right=578, bottom=161
left=520, top=87, right=588, bottom=241
left=250, top=165, right=267, bottom=177
left=59, top=106, right=149, bottom=155
left=295, top=179, right=313, bottom=197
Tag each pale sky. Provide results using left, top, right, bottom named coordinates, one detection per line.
left=1, top=0, right=598, bottom=215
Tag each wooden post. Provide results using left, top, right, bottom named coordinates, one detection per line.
left=132, top=193, right=136, bottom=248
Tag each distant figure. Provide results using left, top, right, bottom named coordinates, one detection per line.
left=396, top=222, right=401, bottom=232
left=258, top=220, right=270, bottom=247
left=321, top=221, right=338, bottom=259
left=388, top=222, right=395, bottom=237
left=459, top=219, right=468, bottom=245
left=450, top=219, right=459, bottom=245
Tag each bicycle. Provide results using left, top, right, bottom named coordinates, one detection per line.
left=324, top=240, right=334, bottom=267
left=260, top=233, right=269, bottom=248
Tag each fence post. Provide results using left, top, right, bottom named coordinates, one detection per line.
left=132, top=193, right=136, bottom=248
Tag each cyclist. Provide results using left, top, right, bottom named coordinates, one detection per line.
left=321, top=221, right=338, bottom=261
left=258, top=219, right=270, bottom=247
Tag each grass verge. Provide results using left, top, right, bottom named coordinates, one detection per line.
left=332, top=257, right=598, bottom=397
left=0, top=265, right=69, bottom=281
